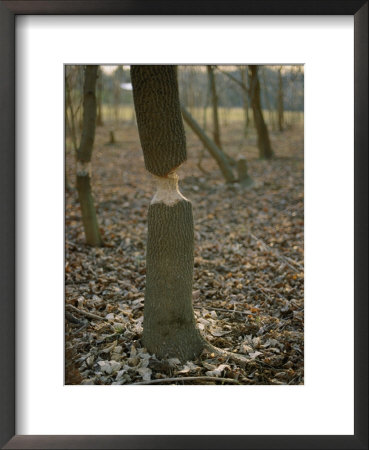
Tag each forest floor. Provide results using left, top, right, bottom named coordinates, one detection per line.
left=65, top=118, right=304, bottom=385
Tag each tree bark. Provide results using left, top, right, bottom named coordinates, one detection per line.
left=144, top=176, right=204, bottom=360
left=206, top=65, right=222, bottom=150
left=76, top=65, right=102, bottom=247
left=181, top=105, right=236, bottom=183
left=278, top=66, right=284, bottom=132
left=65, top=75, right=78, bottom=154
left=248, top=65, right=274, bottom=159
left=131, top=65, right=187, bottom=177
left=131, top=65, right=204, bottom=361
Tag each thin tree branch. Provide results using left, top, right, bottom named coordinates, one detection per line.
left=193, top=305, right=256, bottom=316
left=215, top=66, right=248, bottom=93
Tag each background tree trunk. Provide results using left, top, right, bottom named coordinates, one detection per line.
left=260, top=67, right=276, bottom=131
left=240, top=66, right=250, bottom=135
left=131, top=65, right=204, bottom=361
left=206, top=65, right=222, bottom=150
left=181, top=105, right=236, bottom=183
left=76, top=65, right=102, bottom=247
left=278, top=66, right=284, bottom=132
left=96, top=66, right=104, bottom=127
left=248, top=65, right=274, bottom=159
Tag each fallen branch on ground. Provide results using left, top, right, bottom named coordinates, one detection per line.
left=133, top=376, right=242, bottom=385
left=66, top=304, right=106, bottom=322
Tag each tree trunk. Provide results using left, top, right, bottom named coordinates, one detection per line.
left=248, top=65, right=274, bottom=159
left=278, top=66, right=284, bottom=132
left=206, top=65, right=222, bottom=150
left=131, top=65, right=204, bottom=361
left=96, top=66, right=104, bottom=127
left=65, top=75, right=78, bottom=154
left=236, top=156, right=253, bottom=187
left=131, top=65, right=187, bottom=177
left=76, top=65, right=102, bottom=247
left=260, top=67, right=275, bottom=131
left=145, top=175, right=204, bottom=361
left=240, top=66, right=250, bottom=135
left=181, top=105, right=236, bottom=183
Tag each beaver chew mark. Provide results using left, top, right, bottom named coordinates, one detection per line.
left=151, top=172, right=188, bottom=206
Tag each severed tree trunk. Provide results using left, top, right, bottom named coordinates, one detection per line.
left=249, top=65, right=274, bottom=159
left=76, top=65, right=102, bottom=247
left=131, top=65, right=187, bottom=177
left=131, top=65, right=205, bottom=361
left=181, top=105, right=236, bottom=183
left=277, top=66, right=284, bottom=132
left=206, top=65, right=222, bottom=150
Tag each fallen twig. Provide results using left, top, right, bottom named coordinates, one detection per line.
left=194, top=305, right=255, bottom=316
left=66, top=304, right=106, bottom=322
left=133, top=376, right=242, bottom=385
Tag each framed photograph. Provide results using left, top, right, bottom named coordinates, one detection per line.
left=0, top=1, right=367, bottom=449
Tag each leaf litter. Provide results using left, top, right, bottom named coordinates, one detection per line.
left=65, top=121, right=304, bottom=385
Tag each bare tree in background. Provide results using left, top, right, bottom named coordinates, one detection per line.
left=181, top=105, right=236, bottom=183
left=216, top=65, right=274, bottom=159
left=248, top=65, right=274, bottom=159
left=76, top=65, right=103, bottom=247
left=278, top=66, right=284, bottom=131
left=207, top=65, right=222, bottom=150
left=96, top=66, right=104, bottom=127
left=240, top=66, right=250, bottom=136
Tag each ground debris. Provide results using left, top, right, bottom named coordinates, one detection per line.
left=65, top=122, right=304, bottom=385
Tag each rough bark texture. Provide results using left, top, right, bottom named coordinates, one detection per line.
left=130, top=65, right=187, bottom=176
left=77, top=174, right=102, bottom=247
left=207, top=65, right=222, bottom=150
left=249, top=65, right=274, bottom=160
left=77, top=65, right=98, bottom=163
left=144, top=199, right=204, bottom=361
left=65, top=76, right=78, bottom=153
left=278, top=66, right=284, bottom=132
left=181, top=105, right=236, bottom=183
left=76, top=65, right=102, bottom=247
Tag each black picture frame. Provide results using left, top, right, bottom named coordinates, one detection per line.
left=0, top=1, right=367, bottom=449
